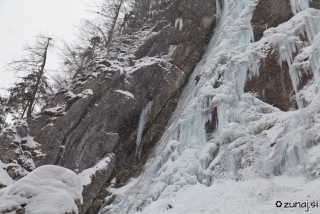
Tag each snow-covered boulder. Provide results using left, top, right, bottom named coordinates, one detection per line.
left=0, top=165, right=83, bottom=214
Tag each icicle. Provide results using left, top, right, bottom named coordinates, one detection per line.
left=135, top=101, right=153, bottom=159
left=290, top=0, right=309, bottom=14
left=216, top=0, right=223, bottom=19
left=175, top=18, right=183, bottom=31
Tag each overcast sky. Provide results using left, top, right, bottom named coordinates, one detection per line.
left=0, top=0, right=96, bottom=94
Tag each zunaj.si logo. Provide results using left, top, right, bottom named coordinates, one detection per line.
left=275, top=201, right=282, bottom=208
left=275, top=200, right=319, bottom=212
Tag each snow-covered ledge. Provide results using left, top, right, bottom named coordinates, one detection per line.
left=0, top=165, right=83, bottom=214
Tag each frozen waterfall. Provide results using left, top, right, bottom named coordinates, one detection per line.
left=102, top=0, right=320, bottom=213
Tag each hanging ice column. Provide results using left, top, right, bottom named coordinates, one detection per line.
left=290, top=0, right=310, bottom=14
left=135, top=101, right=153, bottom=159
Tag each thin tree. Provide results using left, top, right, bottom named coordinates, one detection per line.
left=60, top=39, right=98, bottom=79
left=106, top=0, right=124, bottom=57
left=8, top=35, right=53, bottom=118
left=91, top=0, right=126, bottom=57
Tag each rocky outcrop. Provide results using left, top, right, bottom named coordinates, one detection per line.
left=251, top=0, right=294, bottom=42
left=20, top=1, right=217, bottom=213
left=0, top=120, right=42, bottom=182
left=2, top=1, right=320, bottom=213
left=244, top=50, right=297, bottom=111
left=247, top=0, right=320, bottom=111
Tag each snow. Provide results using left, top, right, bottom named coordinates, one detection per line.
left=91, top=71, right=101, bottom=77
left=0, top=161, right=14, bottom=188
left=0, top=165, right=83, bottom=214
left=65, top=88, right=93, bottom=100
left=23, top=136, right=39, bottom=149
left=114, top=90, right=135, bottom=99
left=174, top=18, right=183, bottom=31
left=140, top=176, right=320, bottom=214
left=78, top=154, right=114, bottom=186
left=101, top=2, right=320, bottom=214
left=2, top=1, right=318, bottom=213
left=44, top=105, right=66, bottom=115
left=99, top=177, right=140, bottom=213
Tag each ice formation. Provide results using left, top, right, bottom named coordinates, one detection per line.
left=290, top=0, right=310, bottom=14
left=174, top=18, right=183, bottom=31
left=135, top=101, right=153, bottom=159
left=101, top=0, right=320, bottom=213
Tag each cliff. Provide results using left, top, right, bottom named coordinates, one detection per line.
left=1, top=0, right=320, bottom=213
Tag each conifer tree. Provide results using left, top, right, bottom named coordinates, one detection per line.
left=7, top=35, right=53, bottom=118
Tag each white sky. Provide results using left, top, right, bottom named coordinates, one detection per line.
left=0, top=0, right=97, bottom=95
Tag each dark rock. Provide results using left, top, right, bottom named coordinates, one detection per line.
left=81, top=153, right=116, bottom=214
left=18, top=0, right=217, bottom=212
left=0, top=131, right=17, bottom=164
left=245, top=49, right=297, bottom=111
left=251, top=0, right=294, bottom=41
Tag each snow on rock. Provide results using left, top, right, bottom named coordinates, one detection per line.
left=43, top=89, right=94, bottom=117
left=91, top=71, right=101, bottom=77
left=114, top=90, right=135, bottom=99
left=101, top=1, right=320, bottom=213
left=43, top=105, right=66, bottom=115
left=78, top=154, right=115, bottom=186
left=0, top=161, right=14, bottom=188
left=65, top=89, right=94, bottom=100
left=0, top=119, right=43, bottom=181
left=0, top=165, right=83, bottom=214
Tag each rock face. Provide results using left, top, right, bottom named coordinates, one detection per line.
left=251, top=0, right=294, bottom=42
left=3, top=1, right=320, bottom=213
left=248, top=0, right=296, bottom=111
left=247, top=0, right=320, bottom=111
left=19, top=1, right=216, bottom=213
left=0, top=120, right=42, bottom=182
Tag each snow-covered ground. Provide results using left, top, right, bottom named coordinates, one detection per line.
left=141, top=176, right=320, bottom=214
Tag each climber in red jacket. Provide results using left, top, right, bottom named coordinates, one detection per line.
left=195, top=75, right=201, bottom=85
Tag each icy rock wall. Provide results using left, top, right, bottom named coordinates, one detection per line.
left=101, top=0, right=259, bottom=212
left=102, top=0, right=320, bottom=213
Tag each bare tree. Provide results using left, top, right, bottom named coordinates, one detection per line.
left=59, top=40, right=98, bottom=79
left=88, top=0, right=127, bottom=57
left=8, top=35, right=53, bottom=118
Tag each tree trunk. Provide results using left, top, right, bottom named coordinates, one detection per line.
left=26, top=38, right=51, bottom=118
left=106, top=0, right=123, bottom=58
left=21, top=101, right=29, bottom=118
